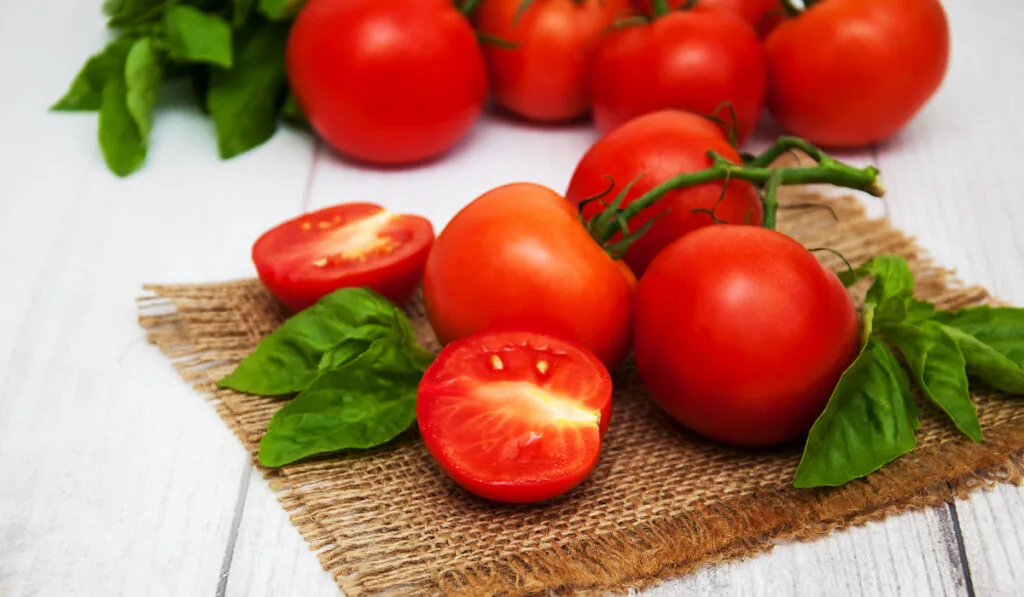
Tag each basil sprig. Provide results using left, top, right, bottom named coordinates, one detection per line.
left=53, top=1, right=308, bottom=177
left=795, top=255, right=1024, bottom=488
left=219, top=288, right=434, bottom=467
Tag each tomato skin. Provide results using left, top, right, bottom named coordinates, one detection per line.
left=587, top=10, right=767, bottom=142
left=631, top=0, right=782, bottom=38
left=418, top=329, right=612, bottom=503
left=252, top=203, right=434, bottom=312
left=475, top=0, right=632, bottom=122
left=634, top=226, right=860, bottom=447
left=286, top=0, right=487, bottom=164
left=765, top=0, right=950, bottom=148
left=423, top=183, right=635, bottom=369
left=566, top=110, right=762, bottom=277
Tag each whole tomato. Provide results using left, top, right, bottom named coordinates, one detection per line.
left=475, top=0, right=632, bottom=122
left=634, top=225, right=860, bottom=447
left=587, top=7, right=767, bottom=142
left=423, top=183, right=636, bottom=369
left=631, top=0, right=782, bottom=37
left=566, top=110, right=762, bottom=276
left=287, top=0, right=487, bottom=165
left=765, top=0, right=950, bottom=147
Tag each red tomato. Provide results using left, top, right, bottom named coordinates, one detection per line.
left=566, top=110, right=763, bottom=277
left=631, top=0, right=782, bottom=37
left=286, top=0, right=487, bottom=165
left=252, top=203, right=434, bottom=312
left=634, top=226, right=860, bottom=447
left=423, top=183, right=636, bottom=369
left=475, top=0, right=632, bottom=122
left=587, top=9, right=766, bottom=142
left=417, top=329, right=613, bottom=503
left=765, top=0, right=950, bottom=147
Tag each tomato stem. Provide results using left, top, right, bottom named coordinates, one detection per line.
left=460, top=0, right=485, bottom=16
left=586, top=137, right=885, bottom=249
left=650, top=0, right=671, bottom=18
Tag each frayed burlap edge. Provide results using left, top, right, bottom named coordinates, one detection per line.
left=137, top=193, right=1024, bottom=597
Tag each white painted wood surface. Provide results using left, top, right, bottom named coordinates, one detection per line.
left=1, top=0, right=1022, bottom=595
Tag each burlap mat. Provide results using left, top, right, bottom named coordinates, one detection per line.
left=138, top=189, right=1024, bottom=597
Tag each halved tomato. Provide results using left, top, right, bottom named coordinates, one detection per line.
left=417, top=330, right=613, bottom=503
left=252, top=203, right=434, bottom=312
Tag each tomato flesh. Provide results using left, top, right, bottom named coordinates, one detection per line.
left=417, top=330, right=612, bottom=503
left=252, top=203, right=434, bottom=312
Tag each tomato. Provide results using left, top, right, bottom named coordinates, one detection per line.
left=286, top=0, right=487, bottom=165
left=475, top=0, right=632, bottom=122
left=765, top=0, right=950, bottom=148
left=423, top=183, right=636, bottom=369
left=417, top=329, right=613, bottom=503
left=631, top=0, right=782, bottom=37
left=566, top=110, right=762, bottom=277
left=587, top=9, right=766, bottom=142
left=252, top=203, right=434, bottom=312
left=634, top=226, right=860, bottom=447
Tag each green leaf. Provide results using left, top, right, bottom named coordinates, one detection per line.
left=905, top=299, right=937, bottom=323
left=124, top=37, right=163, bottom=139
left=888, top=321, right=982, bottom=442
left=108, top=0, right=170, bottom=28
left=258, top=0, right=306, bottom=21
left=934, top=306, right=1024, bottom=365
left=793, top=337, right=919, bottom=488
left=52, top=37, right=137, bottom=111
left=280, top=91, right=307, bottom=126
left=941, top=324, right=1024, bottom=395
left=207, top=21, right=289, bottom=159
left=232, top=0, right=256, bottom=27
left=162, top=5, right=234, bottom=68
left=98, top=79, right=147, bottom=177
left=218, top=288, right=404, bottom=396
left=257, top=333, right=428, bottom=467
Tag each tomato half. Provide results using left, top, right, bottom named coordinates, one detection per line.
left=566, top=110, right=763, bottom=277
left=417, top=329, right=613, bottom=503
left=765, top=0, right=950, bottom=147
left=286, top=0, right=487, bottom=164
left=474, top=0, right=632, bottom=122
left=252, top=203, right=434, bottom=312
left=587, top=9, right=766, bottom=142
left=634, top=226, right=860, bottom=446
left=423, top=183, right=636, bottom=369
left=631, top=0, right=782, bottom=38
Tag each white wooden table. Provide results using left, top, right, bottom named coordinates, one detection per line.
left=2, top=1, right=1022, bottom=595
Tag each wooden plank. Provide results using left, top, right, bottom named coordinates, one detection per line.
left=0, top=5, right=317, bottom=597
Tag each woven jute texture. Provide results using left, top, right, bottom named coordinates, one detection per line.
left=138, top=189, right=1024, bottom=597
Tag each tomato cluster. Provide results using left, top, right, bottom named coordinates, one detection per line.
left=248, top=0, right=946, bottom=504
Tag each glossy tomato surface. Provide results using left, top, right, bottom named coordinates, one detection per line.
left=475, top=0, right=632, bottom=122
left=287, top=0, right=487, bottom=164
left=587, top=9, right=766, bottom=142
left=567, top=110, right=762, bottom=276
left=765, top=0, right=950, bottom=147
left=634, top=226, right=860, bottom=447
left=631, top=0, right=782, bottom=37
left=418, top=330, right=612, bottom=503
left=253, top=203, right=434, bottom=312
left=423, top=183, right=636, bottom=369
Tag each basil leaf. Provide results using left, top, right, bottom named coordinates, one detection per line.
left=934, top=306, right=1024, bottom=365
left=98, top=79, right=147, bottom=177
left=940, top=324, right=1024, bottom=395
left=162, top=5, right=234, bottom=68
left=862, top=255, right=915, bottom=327
left=906, top=299, right=936, bottom=324
left=258, top=334, right=429, bottom=467
left=218, top=288, right=401, bottom=396
left=888, top=322, right=981, bottom=442
left=232, top=0, right=255, bottom=27
left=207, top=21, right=288, bottom=158
left=794, top=337, right=919, bottom=488
left=124, top=37, right=162, bottom=139
left=108, top=0, right=170, bottom=28
left=258, top=0, right=306, bottom=21
left=52, top=37, right=137, bottom=111
left=280, top=91, right=307, bottom=126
